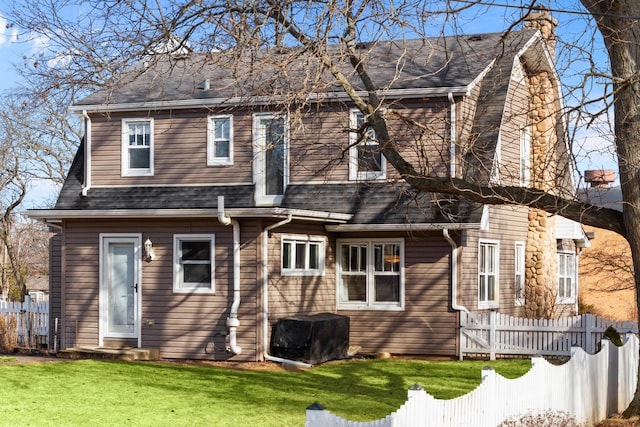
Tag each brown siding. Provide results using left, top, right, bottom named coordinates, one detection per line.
left=49, top=231, right=63, bottom=350
left=90, top=110, right=254, bottom=186
left=61, top=218, right=260, bottom=361
left=337, top=231, right=458, bottom=356
left=459, top=205, right=529, bottom=316
left=266, top=223, right=336, bottom=322
left=499, top=73, right=530, bottom=186
left=90, top=102, right=454, bottom=188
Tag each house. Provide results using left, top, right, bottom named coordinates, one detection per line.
left=27, top=12, right=589, bottom=361
left=578, top=170, right=635, bottom=320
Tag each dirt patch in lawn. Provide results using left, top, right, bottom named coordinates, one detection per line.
left=594, top=415, right=640, bottom=426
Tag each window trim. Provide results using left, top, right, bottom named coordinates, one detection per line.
left=557, top=251, right=576, bottom=304
left=253, top=112, right=289, bottom=206
left=121, top=118, right=154, bottom=177
left=336, top=238, right=404, bottom=311
left=280, top=234, right=326, bottom=276
left=173, top=234, right=215, bottom=294
left=478, top=239, right=500, bottom=309
left=514, top=241, right=525, bottom=306
left=207, top=114, right=234, bottom=166
left=348, top=109, right=386, bottom=181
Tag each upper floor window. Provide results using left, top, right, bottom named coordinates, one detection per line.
left=520, top=126, right=531, bottom=186
left=557, top=252, right=576, bottom=303
left=173, top=234, right=215, bottom=294
left=281, top=235, right=325, bottom=276
left=337, top=239, right=403, bottom=310
left=122, top=118, right=154, bottom=177
left=514, top=242, right=525, bottom=306
left=349, top=110, right=385, bottom=181
left=478, top=239, right=499, bottom=309
left=253, top=113, right=288, bottom=206
left=208, top=115, right=233, bottom=166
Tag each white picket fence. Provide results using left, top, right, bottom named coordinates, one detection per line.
left=461, top=311, right=638, bottom=359
left=305, top=334, right=639, bottom=426
left=0, top=296, right=49, bottom=348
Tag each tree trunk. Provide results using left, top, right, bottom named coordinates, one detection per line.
left=580, top=0, right=640, bottom=416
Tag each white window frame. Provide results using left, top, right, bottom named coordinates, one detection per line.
left=520, top=126, right=531, bottom=186
left=253, top=112, right=289, bottom=206
left=336, top=238, right=404, bottom=311
left=349, top=109, right=386, bottom=181
left=122, top=118, right=154, bottom=177
left=557, top=251, right=576, bottom=304
left=281, top=235, right=326, bottom=276
left=514, top=241, right=525, bottom=306
left=207, top=114, right=233, bottom=166
left=173, top=234, right=215, bottom=294
left=478, top=239, right=499, bottom=309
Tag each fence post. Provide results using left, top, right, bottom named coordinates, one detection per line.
left=586, top=313, right=595, bottom=354
left=482, top=366, right=497, bottom=425
left=305, top=403, right=331, bottom=427
left=489, top=311, right=496, bottom=361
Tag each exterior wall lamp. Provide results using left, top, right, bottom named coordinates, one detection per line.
left=144, top=238, right=155, bottom=262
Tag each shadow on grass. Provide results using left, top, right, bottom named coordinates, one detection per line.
left=0, top=358, right=531, bottom=426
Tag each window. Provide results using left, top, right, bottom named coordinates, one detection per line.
left=208, top=115, right=233, bottom=165
left=122, top=118, right=153, bottom=176
left=173, top=234, right=215, bottom=293
left=337, top=239, right=403, bottom=310
left=514, top=242, right=525, bottom=306
left=349, top=110, right=385, bottom=180
left=478, top=240, right=499, bottom=309
left=557, top=252, right=576, bottom=303
left=281, top=235, right=325, bottom=276
left=520, top=126, right=531, bottom=186
left=253, top=113, right=288, bottom=205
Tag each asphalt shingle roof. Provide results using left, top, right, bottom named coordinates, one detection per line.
left=75, top=30, right=537, bottom=107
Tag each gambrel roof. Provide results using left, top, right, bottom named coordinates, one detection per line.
left=31, top=28, right=555, bottom=227
left=73, top=30, right=539, bottom=109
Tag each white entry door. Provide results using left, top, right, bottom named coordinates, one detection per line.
left=100, top=235, right=141, bottom=345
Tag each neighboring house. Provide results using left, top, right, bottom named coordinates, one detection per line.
left=578, top=170, right=635, bottom=320
left=28, top=12, right=588, bottom=361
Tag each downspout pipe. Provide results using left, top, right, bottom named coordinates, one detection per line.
left=217, top=196, right=242, bottom=355
left=81, top=110, right=92, bottom=196
left=448, top=92, right=457, bottom=177
left=443, top=229, right=470, bottom=360
left=263, top=215, right=311, bottom=368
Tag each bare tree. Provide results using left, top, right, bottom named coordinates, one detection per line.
left=5, top=0, right=640, bottom=415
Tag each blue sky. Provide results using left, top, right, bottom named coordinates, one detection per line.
left=0, top=2, right=619, bottom=209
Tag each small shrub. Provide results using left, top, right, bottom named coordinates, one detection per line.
left=499, top=410, right=583, bottom=427
left=603, top=326, right=623, bottom=347
left=0, top=315, right=18, bottom=353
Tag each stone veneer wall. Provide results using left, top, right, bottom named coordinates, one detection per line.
left=524, top=11, right=560, bottom=318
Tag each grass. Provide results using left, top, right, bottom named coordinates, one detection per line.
left=0, top=356, right=16, bottom=363
left=0, top=358, right=530, bottom=426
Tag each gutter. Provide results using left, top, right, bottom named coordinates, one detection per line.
left=325, top=222, right=481, bottom=232
left=217, top=196, right=242, bottom=355
left=81, top=111, right=92, bottom=196
left=262, top=215, right=312, bottom=368
left=25, top=207, right=352, bottom=222
left=442, top=229, right=470, bottom=361
left=69, top=86, right=471, bottom=114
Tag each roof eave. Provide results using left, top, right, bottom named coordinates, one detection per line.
left=25, top=207, right=353, bottom=223
left=70, top=86, right=471, bottom=113
left=325, top=222, right=481, bottom=232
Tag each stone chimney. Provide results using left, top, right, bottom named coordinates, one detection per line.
left=523, top=8, right=561, bottom=319
left=524, top=8, right=558, bottom=57
left=584, top=169, right=615, bottom=188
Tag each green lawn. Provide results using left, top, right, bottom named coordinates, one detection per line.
left=0, top=358, right=530, bottom=426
